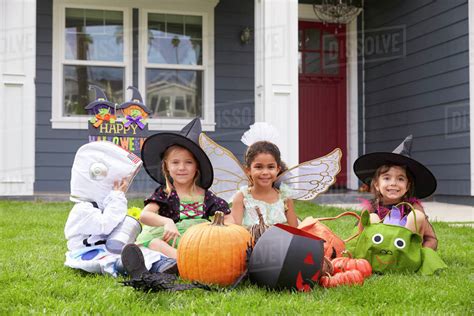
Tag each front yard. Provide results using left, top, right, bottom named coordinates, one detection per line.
left=0, top=199, right=472, bottom=314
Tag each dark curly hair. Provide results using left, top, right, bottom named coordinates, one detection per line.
left=244, top=141, right=287, bottom=175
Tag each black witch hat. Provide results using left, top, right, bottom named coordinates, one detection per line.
left=353, top=135, right=437, bottom=198
left=141, top=118, right=213, bottom=189
left=85, top=85, right=116, bottom=112
left=117, top=86, right=152, bottom=114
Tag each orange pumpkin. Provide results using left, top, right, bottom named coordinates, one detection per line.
left=332, top=251, right=372, bottom=278
left=319, top=270, right=364, bottom=288
left=177, top=211, right=252, bottom=286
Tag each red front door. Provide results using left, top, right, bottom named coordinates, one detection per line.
left=298, top=21, right=347, bottom=186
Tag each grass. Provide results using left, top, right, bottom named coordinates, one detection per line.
left=0, top=199, right=473, bottom=315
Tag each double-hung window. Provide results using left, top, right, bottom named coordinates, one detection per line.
left=52, top=1, right=215, bottom=131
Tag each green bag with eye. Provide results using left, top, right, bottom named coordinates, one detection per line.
left=348, top=210, right=447, bottom=275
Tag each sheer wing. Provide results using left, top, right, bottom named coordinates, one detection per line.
left=277, top=148, right=342, bottom=200
left=199, top=133, right=248, bottom=202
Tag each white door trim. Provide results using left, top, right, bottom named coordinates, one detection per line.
left=346, top=19, right=359, bottom=191
left=0, top=0, right=36, bottom=196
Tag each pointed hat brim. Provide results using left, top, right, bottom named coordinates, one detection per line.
left=353, top=152, right=437, bottom=199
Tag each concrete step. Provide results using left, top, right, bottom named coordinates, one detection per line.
left=312, top=190, right=372, bottom=204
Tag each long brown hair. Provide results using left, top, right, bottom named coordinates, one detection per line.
left=161, top=145, right=201, bottom=196
left=370, top=164, right=415, bottom=207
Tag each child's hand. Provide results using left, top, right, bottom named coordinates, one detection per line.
left=163, top=218, right=181, bottom=248
left=113, top=178, right=129, bottom=192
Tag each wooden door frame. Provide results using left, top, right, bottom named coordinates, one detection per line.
left=299, top=4, right=359, bottom=190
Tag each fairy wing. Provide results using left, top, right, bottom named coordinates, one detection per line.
left=199, top=133, right=249, bottom=203
left=277, top=148, right=342, bottom=200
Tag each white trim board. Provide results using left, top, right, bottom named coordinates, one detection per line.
left=469, top=0, right=474, bottom=196
left=0, top=0, right=36, bottom=195
left=346, top=19, right=359, bottom=191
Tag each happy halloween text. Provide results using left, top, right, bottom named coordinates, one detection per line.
left=89, top=135, right=145, bottom=153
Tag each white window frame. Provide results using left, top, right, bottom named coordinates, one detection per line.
left=52, top=0, right=217, bottom=131
left=140, top=8, right=215, bottom=131
left=52, top=0, right=132, bottom=129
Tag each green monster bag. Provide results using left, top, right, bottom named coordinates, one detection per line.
left=349, top=207, right=447, bottom=275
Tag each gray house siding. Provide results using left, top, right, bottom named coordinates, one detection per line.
left=34, top=0, right=254, bottom=194
left=361, top=0, right=470, bottom=196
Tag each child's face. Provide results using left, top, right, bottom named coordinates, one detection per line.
left=374, top=166, right=409, bottom=204
left=165, top=147, right=198, bottom=186
left=247, top=153, right=281, bottom=188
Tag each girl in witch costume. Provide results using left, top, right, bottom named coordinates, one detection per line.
left=135, top=118, right=232, bottom=259
left=353, top=135, right=439, bottom=250
left=199, top=122, right=342, bottom=235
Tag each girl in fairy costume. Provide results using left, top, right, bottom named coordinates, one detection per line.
left=134, top=118, right=232, bottom=259
left=231, top=137, right=299, bottom=229
left=354, top=135, right=438, bottom=250
left=199, top=122, right=342, bottom=233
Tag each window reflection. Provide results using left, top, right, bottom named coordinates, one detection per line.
left=148, top=13, right=202, bottom=65
left=305, top=53, right=321, bottom=74
left=65, top=8, right=123, bottom=62
left=63, top=65, right=124, bottom=115
left=146, top=69, right=202, bottom=118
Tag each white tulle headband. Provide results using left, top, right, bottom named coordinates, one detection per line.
left=241, top=122, right=280, bottom=147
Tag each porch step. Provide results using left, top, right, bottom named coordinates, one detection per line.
left=312, top=190, right=372, bottom=204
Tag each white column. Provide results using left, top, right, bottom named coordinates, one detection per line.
left=346, top=19, right=359, bottom=190
left=469, top=0, right=474, bottom=196
left=0, top=0, right=36, bottom=195
left=255, top=0, right=299, bottom=167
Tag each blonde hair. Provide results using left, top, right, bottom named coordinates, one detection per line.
left=161, top=145, right=201, bottom=196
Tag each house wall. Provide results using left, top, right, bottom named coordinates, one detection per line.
left=210, top=0, right=255, bottom=161
left=34, top=0, right=254, bottom=194
left=362, top=0, right=470, bottom=196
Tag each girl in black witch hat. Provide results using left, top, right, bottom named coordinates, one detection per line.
left=353, top=135, right=438, bottom=250
left=133, top=118, right=232, bottom=259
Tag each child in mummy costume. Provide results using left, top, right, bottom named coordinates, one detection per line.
left=64, top=141, right=176, bottom=277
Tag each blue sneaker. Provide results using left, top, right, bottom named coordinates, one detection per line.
left=150, top=257, right=178, bottom=275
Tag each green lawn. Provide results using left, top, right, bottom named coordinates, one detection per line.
left=0, top=199, right=472, bottom=315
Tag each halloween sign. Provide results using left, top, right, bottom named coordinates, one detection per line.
left=248, top=224, right=324, bottom=291
left=87, top=86, right=152, bottom=154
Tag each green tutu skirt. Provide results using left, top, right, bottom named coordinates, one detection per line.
left=136, top=218, right=208, bottom=248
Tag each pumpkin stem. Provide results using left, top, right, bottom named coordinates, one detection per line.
left=212, top=211, right=226, bottom=226
left=322, top=256, right=334, bottom=276
left=341, top=250, right=353, bottom=258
